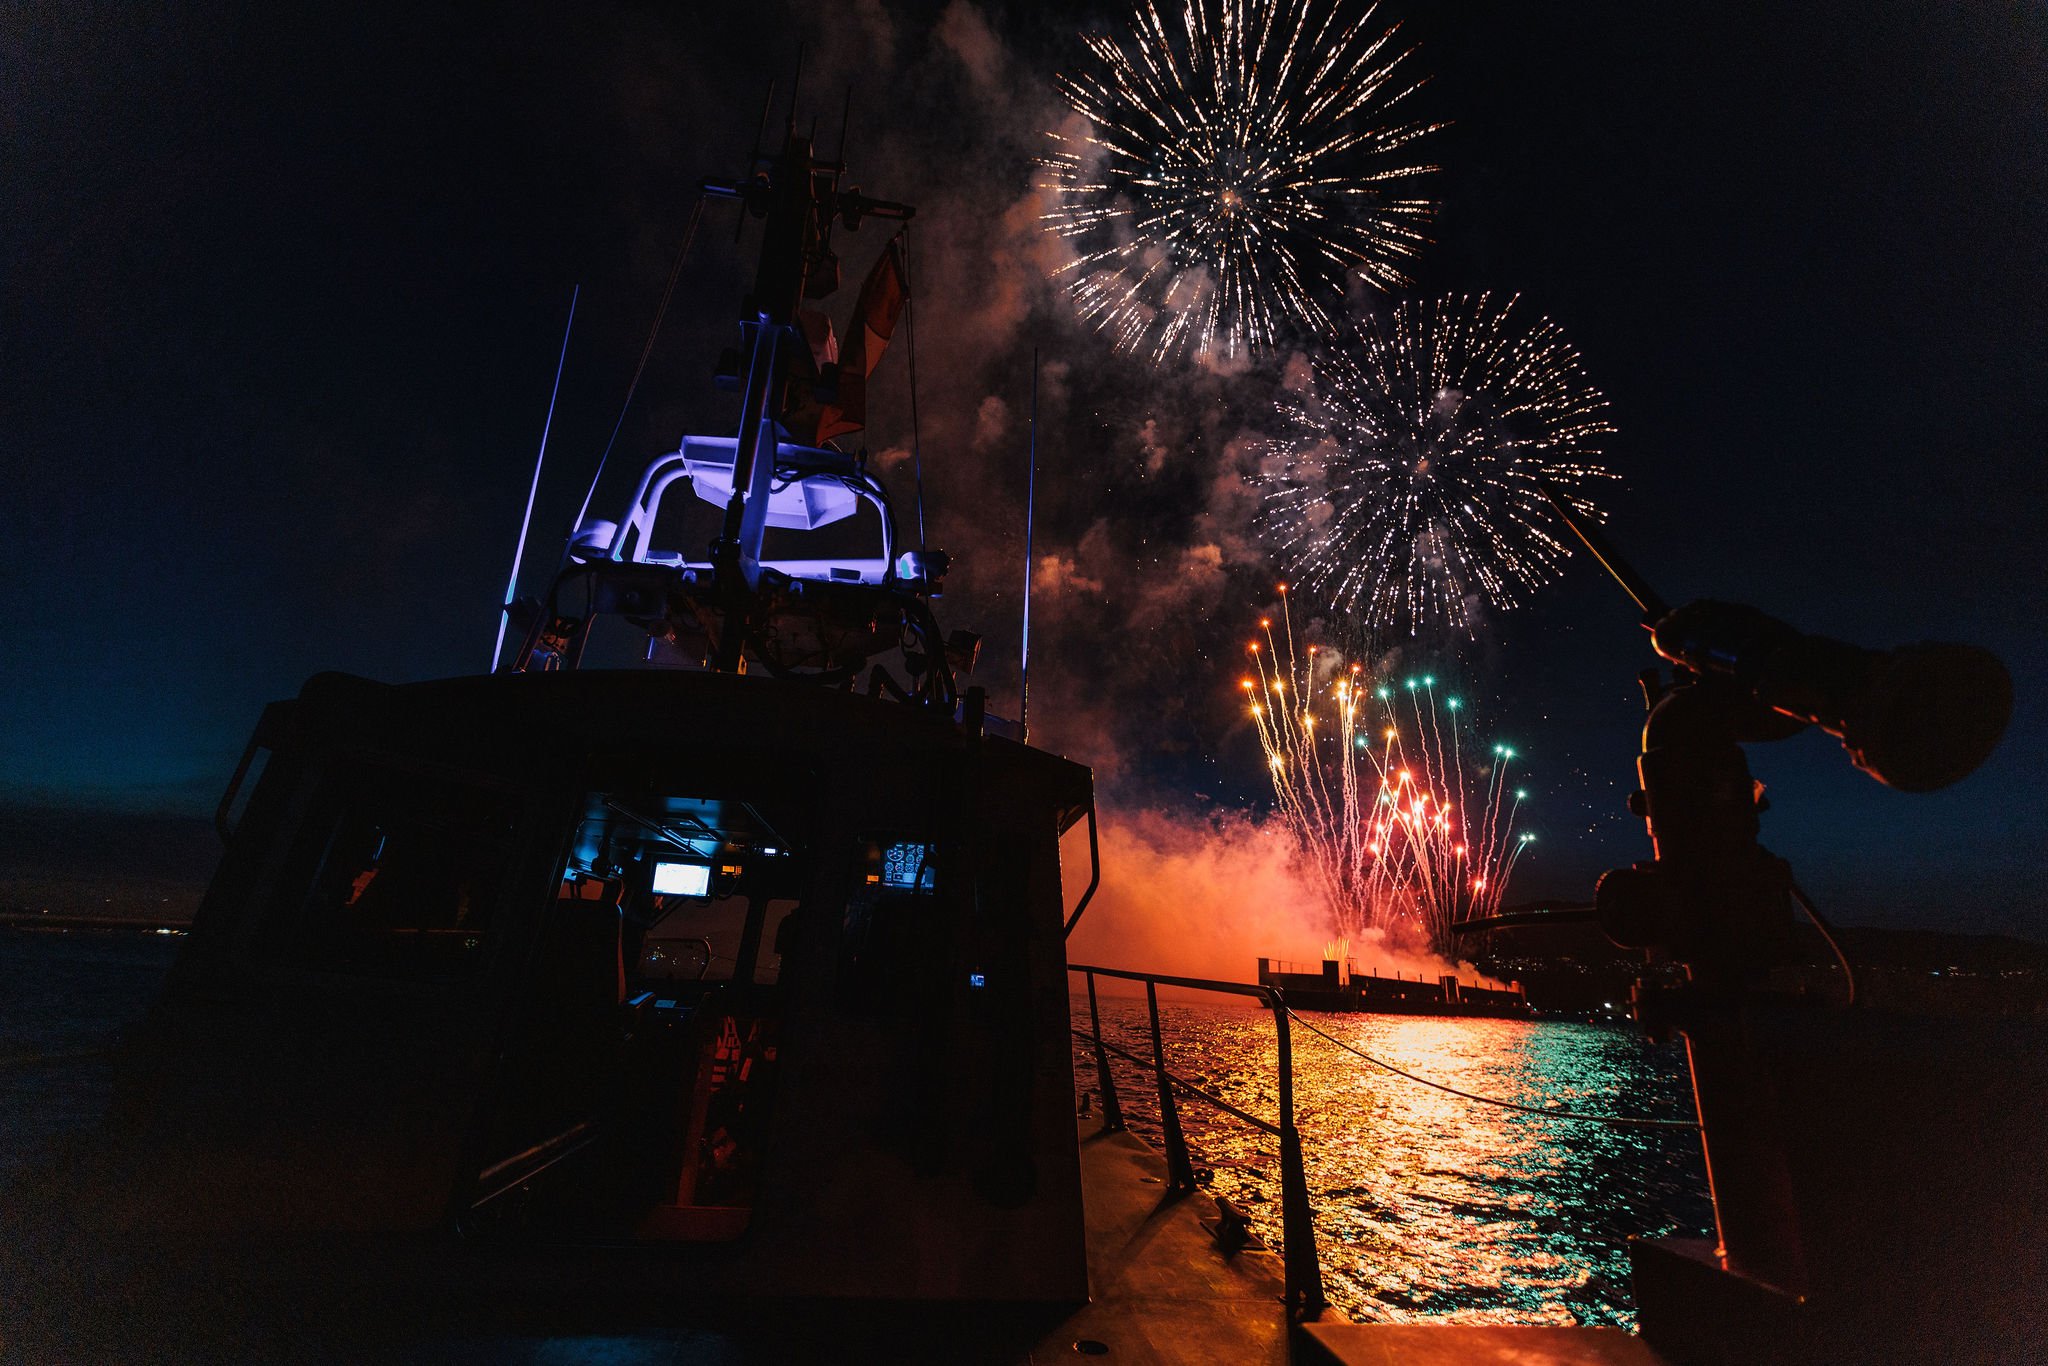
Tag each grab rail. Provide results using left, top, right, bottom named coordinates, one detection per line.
left=1068, top=963, right=1327, bottom=1321
left=1061, top=802, right=1101, bottom=937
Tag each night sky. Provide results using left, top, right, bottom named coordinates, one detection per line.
left=5, top=2, right=2043, bottom=935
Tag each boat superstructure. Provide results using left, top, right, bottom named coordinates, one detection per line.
left=503, top=112, right=968, bottom=714
left=2, top=98, right=1122, bottom=1357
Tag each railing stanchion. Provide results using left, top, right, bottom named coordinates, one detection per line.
left=1070, top=964, right=1326, bottom=1317
left=1269, top=988, right=1327, bottom=1320
left=1146, top=980, right=1197, bottom=1194
left=1086, top=970, right=1124, bottom=1132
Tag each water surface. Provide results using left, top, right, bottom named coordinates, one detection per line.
left=1075, top=994, right=1712, bottom=1327
left=0, top=927, right=181, bottom=1183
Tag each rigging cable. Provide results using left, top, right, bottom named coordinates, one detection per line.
left=1072, top=1028, right=1279, bottom=1136
left=1021, top=348, right=1037, bottom=743
left=1792, top=880, right=1858, bottom=1006
left=569, top=193, right=708, bottom=544
left=1284, top=1007, right=1701, bottom=1131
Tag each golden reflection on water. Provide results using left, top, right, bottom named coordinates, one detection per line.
left=1075, top=997, right=1711, bottom=1327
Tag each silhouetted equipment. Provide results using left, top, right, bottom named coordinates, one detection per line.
left=1207, top=1196, right=1260, bottom=1255
left=1535, top=474, right=2013, bottom=795
left=1647, top=599, right=2012, bottom=793
left=1510, top=479, right=2039, bottom=1366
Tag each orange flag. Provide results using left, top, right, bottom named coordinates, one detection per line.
left=815, top=236, right=908, bottom=444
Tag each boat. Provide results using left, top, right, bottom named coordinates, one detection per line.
left=4, top=81, right=2040, bottom=1366
left=1, top=97, right=1331, bottom=1366
left=1254, top=956, right=1533, bottom=1018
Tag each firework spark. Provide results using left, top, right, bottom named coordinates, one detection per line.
left=1243, top=590, right=1533, bottom=953
left=1041, top=0, right=1441, bottom=363
left=1254, top=293, right=1617, bottom=639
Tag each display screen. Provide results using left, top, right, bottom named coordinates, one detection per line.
left=880, top=841, right=936, bottom=890
left=651, top=860, right=712, bottom=897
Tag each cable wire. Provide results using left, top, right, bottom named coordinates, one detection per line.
left=570, top=194, right=706, bottom=542
left=1285, top=1007, right=1701, bottom=1131
left=1072, top=1027, right=1280, bottom=1137
left=1791, top=880, right=1857, bottom=1007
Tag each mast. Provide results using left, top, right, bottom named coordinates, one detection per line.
left=699, top=124, right=912, bottom=673
left=1021, top=350, right=1038, bottom=743
left=505, top=73, right=939, bottom=701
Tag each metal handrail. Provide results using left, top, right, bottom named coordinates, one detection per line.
left=1061, top=802, right=1101, bottom=937
left=1068, top=963, right=1327, bottom=1321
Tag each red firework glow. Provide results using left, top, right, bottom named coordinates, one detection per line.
left=1243, top=594, right=1534, bottom=954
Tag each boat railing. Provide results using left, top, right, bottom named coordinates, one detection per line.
left=1067, top=963, right=1327, bottom=1321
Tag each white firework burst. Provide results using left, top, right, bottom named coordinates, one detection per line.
left=1042, top=0, right=1442, bottom=363
left=1255, top=293, right=1618, bottom=638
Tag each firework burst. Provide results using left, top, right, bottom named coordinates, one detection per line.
left=1243, top=590, right=1533, bottom=954
left=1041, top=0, right=1441, bottom=363
left=1254, top=293, right=1617, bottom=639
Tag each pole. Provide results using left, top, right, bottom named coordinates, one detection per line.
left=1532, top=473, right=1669, bottom=626
left=493, top=285, right=578, bottom=672
left=1020, top=349, right=1038, bottom=743
left=904, top=230, right=927, bottom=553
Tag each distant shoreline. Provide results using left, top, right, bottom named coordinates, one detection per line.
left=2, top=912, right=190, bottom=933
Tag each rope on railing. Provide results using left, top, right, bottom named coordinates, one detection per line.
left=1069, top=963, right=1327, bottom=1320
left=1285, top=1007, right=1701, bottom=1131
left=1072, top=1027, right=1278, bottom=1136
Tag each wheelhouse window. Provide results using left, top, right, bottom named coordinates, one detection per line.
left=297, top=763, right=519, bottom=981
left=529, top=784, right=809, bottom=1239
left=561, top=790, right=806, bottom=989
left=836, top=835, right=944, bottom=1014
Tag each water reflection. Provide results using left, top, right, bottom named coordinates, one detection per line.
left=1075, top=996, right=1711, bottom=1327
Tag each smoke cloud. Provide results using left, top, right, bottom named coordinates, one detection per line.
left=1068, top=807, right=1508, bottom=994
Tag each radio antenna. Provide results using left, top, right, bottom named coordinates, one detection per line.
left=493, top=284, right=578, bottom=672
left=1020, top=349, right=1039, bottom=743
left=903, top=229, right=927, bottom=552
left=834, top=87, right=853, bottom=173
left=786, top=43, right=804, bottom=137
left=734, top=79, right=776, bottom=244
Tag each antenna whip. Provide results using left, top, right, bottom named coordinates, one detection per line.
left=570, top=194, right=706, bottom=545
left=902, top=225, right=928, bottom=552
left=493, top=284, right=579, bottom=672
left=1021, top=349, right=1039, bottom=743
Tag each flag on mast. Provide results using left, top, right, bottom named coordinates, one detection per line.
left=815, top=235, right=907, bottom=444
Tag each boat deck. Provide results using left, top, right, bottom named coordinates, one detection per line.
left=1302, top=1323, right=1669, bottom=1365
left=1038, top=1117, right=1298, bottom=1362
left=1046, top=1117, right=1669, bottom=1366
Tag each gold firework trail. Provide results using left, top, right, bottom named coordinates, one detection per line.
left=1243, top=587, right=1534, bottom=953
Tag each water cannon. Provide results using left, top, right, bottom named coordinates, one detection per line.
left=1532, top=476, right=2011, bottom=793
left=1450, top=481, right=2016, bottom=968
left=1513, top=479, right=2042, bottom=1351
left=1647, top=600, right=2011, bottom=793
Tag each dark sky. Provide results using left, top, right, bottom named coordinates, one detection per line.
left=4, top=1, right=2043, bottom=934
